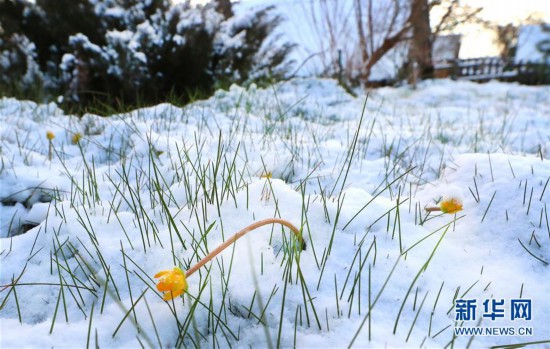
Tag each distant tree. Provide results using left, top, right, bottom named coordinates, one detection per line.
left=495, top=24, right=518, bottom=59
left=407, top=0, right=433, bottom=83
left=431, top=0, right=483, bottom=35
left=491, top=15, right=544, bottom=60
left=305, top=0, right=482, bottom=85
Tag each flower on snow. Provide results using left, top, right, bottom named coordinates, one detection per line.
left=154, top=267, right=188, bottom=301
left=439, top=197, right=463, bottom=214
left=46, top=131, right=55, bottom=140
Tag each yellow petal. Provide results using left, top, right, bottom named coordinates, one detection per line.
left=162, top=291, right=175, bottom=301
left=440, top=197, right=463, bottom=214
left=154, top=267, right=188, bottom=301
left=162, top=288, right=184, bottom=301
left=154, top=270, right=169, bottom=278
left=156, top=281, right=171, bottom=292
left=171, top=289, right=184, bottom=299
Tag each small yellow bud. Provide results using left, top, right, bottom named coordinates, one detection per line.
left=71, top=133, right=82, bottom=144
left=46, top=131, right=55, bottom=141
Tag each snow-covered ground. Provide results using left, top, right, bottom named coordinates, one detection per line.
left=1, top=79, right=549, bottom=348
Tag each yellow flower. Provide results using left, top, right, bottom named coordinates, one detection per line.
left=440, top=197, right=463, bottom=214
left=260, top=172, right=272, bottom=179
left=154, top=267, right=188, bottom=301
left=46, top=131, right=55, bottom=140
left=71, top=133, right=82, bottom=144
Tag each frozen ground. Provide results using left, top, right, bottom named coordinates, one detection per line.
left=1, top=78, right=549, bottom=348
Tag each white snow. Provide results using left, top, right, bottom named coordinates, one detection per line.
left=1, top=78, right=549, bottom=348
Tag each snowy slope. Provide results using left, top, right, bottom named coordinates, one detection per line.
left=1, top=79, right=549, bottom=348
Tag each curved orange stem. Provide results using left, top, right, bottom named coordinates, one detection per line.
left=185, top=218, right=305, bottom=278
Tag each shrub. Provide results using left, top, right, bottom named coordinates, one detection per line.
left=0, top=0, right=294, bottom=113
left=0, top=33, right=44, bottom=97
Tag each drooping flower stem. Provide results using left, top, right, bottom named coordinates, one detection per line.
left=185, top=218, right=305, bottom=278
left=425, top=207, right=442, bottom=212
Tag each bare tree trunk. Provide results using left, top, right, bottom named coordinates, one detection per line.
left=354, top=0, right=368, bottom=78
left=408, top=0, right=433, bottom=83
